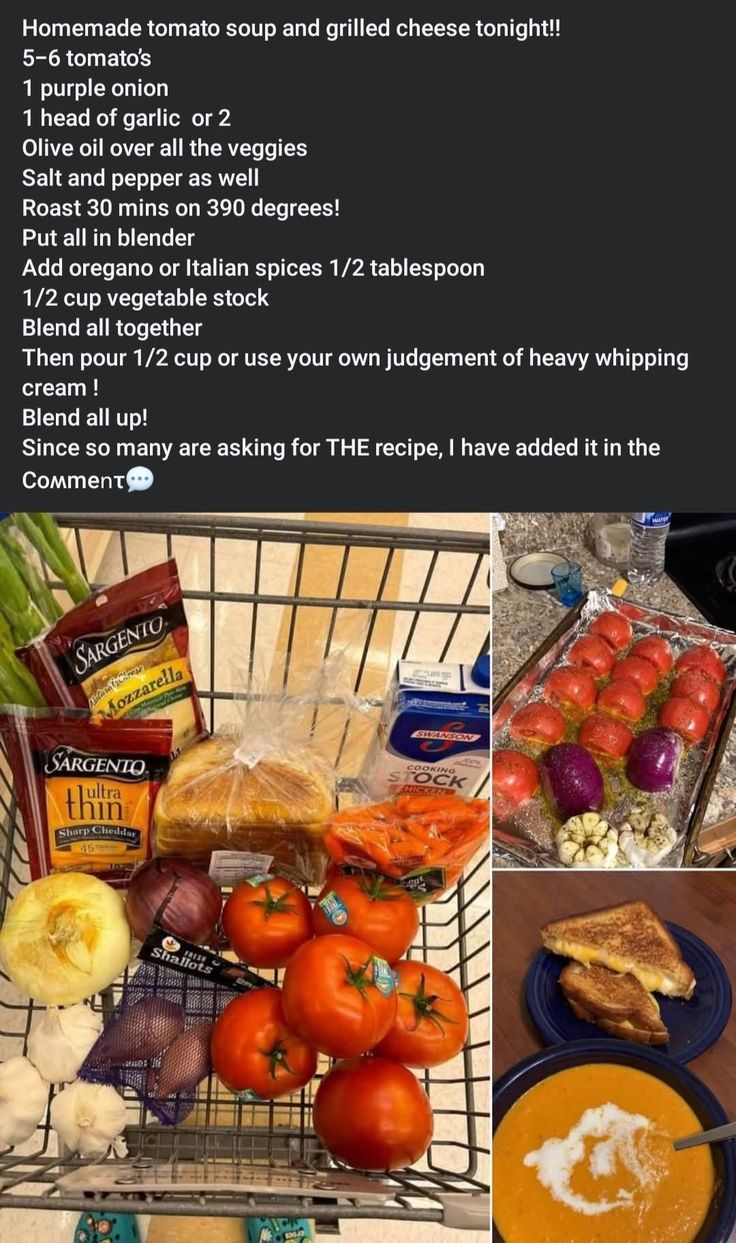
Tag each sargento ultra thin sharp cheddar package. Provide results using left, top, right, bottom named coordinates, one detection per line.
left=0, top=707, right=172, bottom=884
left=17, top=559, right=205, bottom=758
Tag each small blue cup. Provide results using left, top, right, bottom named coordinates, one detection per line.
left=551, top=561, right=583, bottom=605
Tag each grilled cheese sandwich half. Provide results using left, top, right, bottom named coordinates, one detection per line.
left=559, top=962, right=669, bottom=1045
left=541, top=901, right=696, bottom=1000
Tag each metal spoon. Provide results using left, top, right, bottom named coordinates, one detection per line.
left=674, top=1122, right=736, bottom=1151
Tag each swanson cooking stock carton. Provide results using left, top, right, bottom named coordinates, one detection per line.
left=362, top=657, right=490, bottom=798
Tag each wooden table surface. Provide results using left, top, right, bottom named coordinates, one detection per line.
left=492, top=871, right=736, bottom=1116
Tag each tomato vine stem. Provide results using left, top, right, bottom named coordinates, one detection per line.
left=401, top=972, right=458, bottom=1033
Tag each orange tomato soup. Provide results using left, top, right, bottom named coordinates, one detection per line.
left=494, top=1063, right=715, bottom=1243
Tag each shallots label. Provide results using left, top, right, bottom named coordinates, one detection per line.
left=139, top=927, right=268, bottom=993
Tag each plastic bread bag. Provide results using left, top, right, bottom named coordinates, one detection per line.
left=0, top=706, right=172, bottom=885
left=17, top=558, right=206, bottom=759
left=323, top=791, right=489, bottom=902
left=153, top=651, right=373, bottom=887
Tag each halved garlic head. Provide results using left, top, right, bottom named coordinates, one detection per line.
left=556, top=814, right=619, bottom=868
left=619, top=810, right=677, bottom=868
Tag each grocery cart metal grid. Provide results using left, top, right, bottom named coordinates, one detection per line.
left=0, top=514, right=490, bottom=1227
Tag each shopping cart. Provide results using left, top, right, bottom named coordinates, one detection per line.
left=0, top=514, right=490, bottom=1228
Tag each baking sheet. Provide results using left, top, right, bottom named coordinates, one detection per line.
left=492, top=590, right=736, bottom=868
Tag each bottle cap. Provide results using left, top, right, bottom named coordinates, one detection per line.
left=472, top=653, right=490, bottom=687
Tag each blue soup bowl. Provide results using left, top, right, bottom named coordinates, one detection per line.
left=492, top=1040, right=736, bottom=1243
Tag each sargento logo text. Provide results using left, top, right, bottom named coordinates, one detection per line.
left=72, top=614, right=165, bottom=676
left=44, top=746, right=147, bottom=779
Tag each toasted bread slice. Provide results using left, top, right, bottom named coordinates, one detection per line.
left=541, top=900, right=696, bottom=999
left=559, top=961, right=669, bottom=1045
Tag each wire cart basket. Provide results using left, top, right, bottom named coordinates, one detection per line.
left=0, top=514, right=490, bottom=1229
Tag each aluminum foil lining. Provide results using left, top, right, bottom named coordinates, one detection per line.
left=493, top=589, right=736, bottom=868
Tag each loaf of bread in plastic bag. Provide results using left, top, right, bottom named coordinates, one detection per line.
left=153, top=731, right=334, bottom=885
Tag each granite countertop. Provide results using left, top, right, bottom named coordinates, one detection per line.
left=493, top=513, right=736, bottom=838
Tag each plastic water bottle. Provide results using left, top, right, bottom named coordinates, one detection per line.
left=628, top=512, right=672, bottom=585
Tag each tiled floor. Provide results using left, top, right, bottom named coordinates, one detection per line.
left=0, top=512, right=490, bottom=1243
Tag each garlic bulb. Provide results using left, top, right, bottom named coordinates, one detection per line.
left=50, top=1081, right=128, bottom=1157
left=0, top=1056, right=48, bottom=1146
left=619, top=810, right=677, bottom=867
left=0, top=872, right=131, bottom=1005
left=28, top=1005, right=103, bottom=1084
left=556, top=813, right=620, bottom=868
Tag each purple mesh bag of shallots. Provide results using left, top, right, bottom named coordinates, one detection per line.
left=79, top=961, right=232, bottom=1125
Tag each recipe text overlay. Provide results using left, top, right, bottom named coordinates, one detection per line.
left=7, top=7, right=714, bottom=507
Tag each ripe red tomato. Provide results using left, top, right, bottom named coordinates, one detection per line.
left=313, top=872, right=418, bottom=964
left=222, top=876, right=313, bottom=969
left=630, top=636, right=674, bottom=677
left=509, top=701, right=565, bottom=746
left=211, top=987, right=317, bottom=1098
left=596, top=679, right=647, bottom=723
left=568, top=635, right=616, bottom=678
left=492, top=750, right=539, bottom=821
left=671, top=669, right=721, bottom=716
left=282, top=934, right=397, bottom=1058
left=612, top=655, right=659, bottom=695
left=658, top=697, right=710, bottom=745
left=589, top=612, right=633, bottom=652
left=578, top=712, right=633, bottom=760
left=313, top=1057, right=433, bottom=1171
left=675, top=646, right=727, bottom=687
left=375, top=960, right=469, bottom=1068
left=543, top=667, right=597, bottom=713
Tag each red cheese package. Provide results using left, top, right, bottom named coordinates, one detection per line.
left=17, top=558, right=205, bottom=758
left=0, top=707, right=172, bottom=885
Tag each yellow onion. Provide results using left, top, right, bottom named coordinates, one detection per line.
left=0, top=873, right=131, bottom=1004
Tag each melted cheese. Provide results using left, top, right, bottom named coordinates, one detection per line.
left=547, top=938, right=682, bottom=996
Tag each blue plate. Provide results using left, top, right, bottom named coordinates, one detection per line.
left=525, top=921, right=731, bottom=1064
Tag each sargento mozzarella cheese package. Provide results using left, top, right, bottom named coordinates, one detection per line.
left=17, top=558, right=205, bottom=758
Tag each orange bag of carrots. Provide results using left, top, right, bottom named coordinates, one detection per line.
left=324, top=793, right=488, bottom=902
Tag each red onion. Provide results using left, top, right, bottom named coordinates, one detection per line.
left=626, top=727, right=682, bottom=792
left=126, top=857, right=222, bottom=945
left=540, top=743, right=604, bottom=819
